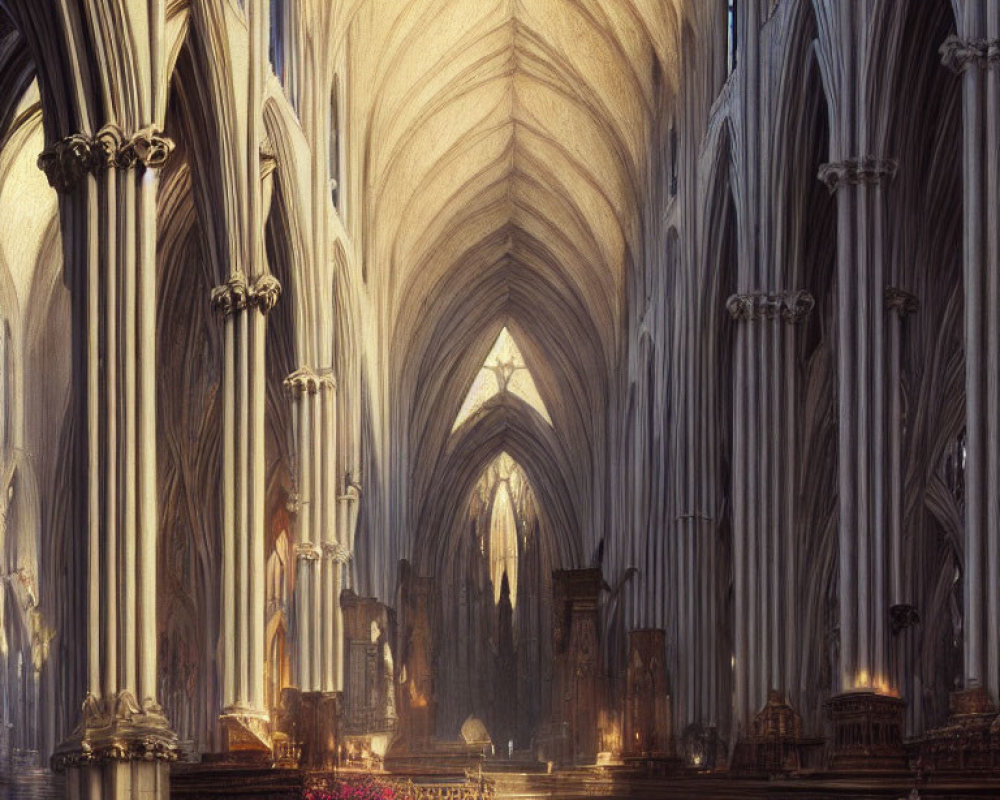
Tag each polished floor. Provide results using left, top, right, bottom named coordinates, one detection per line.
left=4, top=766, right=1000, bottom=799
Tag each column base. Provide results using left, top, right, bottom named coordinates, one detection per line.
left=913, top=686, right=1000, bottom=773
left=51, top=693, right=177, bottom=800
left=825, top=691, right=907, bottom=772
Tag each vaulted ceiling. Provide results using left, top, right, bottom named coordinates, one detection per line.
left=360, top=0, right=679, bottom=351
left=346, top=0, right=684, bottom=551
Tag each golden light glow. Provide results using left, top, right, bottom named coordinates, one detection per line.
left=470, top=452, right=536, bottom=609
left=852, top=670, right=898, bottom=697
left=452, top=328, right=552, bottom=431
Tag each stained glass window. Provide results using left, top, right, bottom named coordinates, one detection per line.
left=452, top=328, right=551, bottom=432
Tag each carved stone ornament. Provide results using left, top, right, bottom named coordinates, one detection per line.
left=940, top=35, right=1000, bottom=74
left=284, top=366, right=337, bottom=395
left=94, top=124, right=126, bottom=169
left=122, top=126, right=176, bottom=169
left=50, top=691, right=177, bottom=772
left=211, top=271, right=251, bottom=316
left=37, top=134, right=101, bottom=193
left=781, top=289, right=815, bottom=323
left=251, top=274, right=282, bottom=314
left=817, top=156, right=898, bottom=193
left=295, top=542, right=322, bottom=560
left=322, top=542, right=352, bottom=563
left=726, top=291, right=815, bottom=323
left=885, top=287, right=919, bottom=318
left=725, top=293, right=756, bottom=321
left=38, top=126, right=175, bottom=193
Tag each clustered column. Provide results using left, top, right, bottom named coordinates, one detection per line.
left=885, top=288, right=920, bottom=715
left=38, top=126, right=178, bottom=796
left=285, top=367, right=347, bottom=695
left=941, top=14, right=1000, bottom=705
left=212, top=271, right=281, bottom=750
left=726, top=290, right=814, bottom=734
left=817, top=154, right=897, bottom=696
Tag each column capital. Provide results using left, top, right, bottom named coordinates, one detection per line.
left=37, top=134, right=99, bottom=193
left=250, top=274, right=282, bottom=314
left=294, top=543, right=321, bottom=561
left=322, top=542, right=351, bottom=563
left=211, top=271, right=251, bottom=316
left=725, top=290, right=815, bottom=323
left=940, top=35, right=1000, bottom=74
left=885, top=287, right=919, bottom=317
left=38, top=126, right=175, bottom=193
left=211, top=272, right=282, bottom=317
left=284, top=366, right=337, bottom=395
left=817, top=157, right=898, bottom=193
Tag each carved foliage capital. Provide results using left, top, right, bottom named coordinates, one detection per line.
left=38, top=126, right=175, bottom=193
left=284, top=366, right=336, bottom=396
left=211, top=273, right=282, bottom=317
left=295, top=543, right=321, bottom=561
left=726, top=290, right=815, bottom=323
left=818, top=156, right=898, bottom=192
left=885, top=287, right=919, bottom=317
left=322, top=542, right=351, bottom=563
left=122, top=126, right=176, bottom=169
left=252, top=274, right=282, bottom=315
left=37, top=134, right=100, bottom=193
left=940, top=35, right=1000, bottom=73
left=211, top=271, right=251, bottom=316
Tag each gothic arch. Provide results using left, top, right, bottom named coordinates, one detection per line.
left=413, top=397, right=583, bottom=579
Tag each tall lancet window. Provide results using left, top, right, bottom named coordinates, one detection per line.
left=330, top=78, right=341, bottom=210
left=727, top=0, right=738, bottom=74
left=452, top=327, right=551, bottom=432
left=269, top=0, right=285, bottom=83
left=471, top=453, right=536, bottom=609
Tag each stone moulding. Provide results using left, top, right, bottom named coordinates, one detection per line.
left=37, top=125, right=175, bottom=193
left=817, top=156, right=898, bottom=193
left=726, top=290, right=815, bottom=323
left=284, top=366, right=337, bottom=395
left=50, top=691, right=178, bottom=772
left=211, top=272, right=283, bottom=317
left=940, top=35, right=1000, bottom=74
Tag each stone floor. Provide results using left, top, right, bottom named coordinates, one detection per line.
left=5, top=767, right=1000, bottom=799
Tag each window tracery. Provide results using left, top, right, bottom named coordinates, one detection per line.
left=452, top=328, right=551, bottom=432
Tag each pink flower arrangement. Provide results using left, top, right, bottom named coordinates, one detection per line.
left=304, top=775, right=412, bottom=800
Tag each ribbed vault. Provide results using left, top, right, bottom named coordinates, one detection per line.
left=351, top=0, right=681, bottom=568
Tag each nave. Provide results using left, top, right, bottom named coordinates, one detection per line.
left=0, top=0, right=998, bottom=798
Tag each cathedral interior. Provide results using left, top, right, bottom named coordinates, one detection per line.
left=0, top=0, right=998, bottom=798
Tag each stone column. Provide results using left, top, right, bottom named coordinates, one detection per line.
left=818, top=156, right=897, bottom=695
left=39, top=127, right=178, bottom=797
left=819, top=153, right=907, bottom=769
left=212, top=271, right=281, bottom=754
left=726, top=291, right=813, bottom=737
left=294, top=543, right=320, bottom=692
left=885, top=287, right=918, bottom=650
left=323, top=543, right=350, bottom=694
left=284, top=367, right=336, bottom=695
left=941, top=21, right=1000, bottom=705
